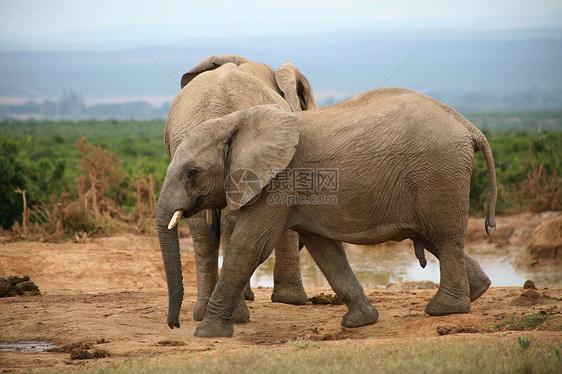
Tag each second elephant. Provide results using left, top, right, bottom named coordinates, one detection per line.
left=163, top=55, right=317, bottom=325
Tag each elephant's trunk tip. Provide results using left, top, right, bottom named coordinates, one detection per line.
left=168, top=210, right=184, bottom=229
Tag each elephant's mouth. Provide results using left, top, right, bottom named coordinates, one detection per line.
left=167, top=210, right=184, bottom=229
left=167, top=208, right=201, bottom=229
left=167, top=195, right=207, bottom=229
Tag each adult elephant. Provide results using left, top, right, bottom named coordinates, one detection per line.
left=160, top=55, right=317, bottom=325
left=158, top=87, right=497, bottom=338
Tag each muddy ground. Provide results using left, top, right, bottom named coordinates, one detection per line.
left=0, top=212, right=561, bottom=372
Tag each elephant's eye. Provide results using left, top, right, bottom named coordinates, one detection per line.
left=187, top=168, right=198, bottom=180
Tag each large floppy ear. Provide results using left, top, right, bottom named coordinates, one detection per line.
left=181, top=55, right=253, bottom=88
left=221, top=105, right=299, bottom=210
left=275, top=62, right=318, bottom=112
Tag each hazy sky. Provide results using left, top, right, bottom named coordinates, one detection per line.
left=2, top=0, right=561, bottom=45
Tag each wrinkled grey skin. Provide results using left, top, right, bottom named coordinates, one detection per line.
left=158, top=87, right=497, bottom=338
left=159, top=55, right=318, bottom=327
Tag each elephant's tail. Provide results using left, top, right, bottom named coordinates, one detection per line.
left=473, top=132, right=497, bottom=234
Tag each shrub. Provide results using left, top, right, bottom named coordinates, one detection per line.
left=9, top=138, right=156, bottom=241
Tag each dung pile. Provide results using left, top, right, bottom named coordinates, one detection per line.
left=0, top=275, right=40, bottom=297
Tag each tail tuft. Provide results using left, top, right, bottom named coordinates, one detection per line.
left=485, top=213, right=496, bottom=235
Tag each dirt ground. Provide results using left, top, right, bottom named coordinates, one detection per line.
left=1, top=212, right=561, bottom=372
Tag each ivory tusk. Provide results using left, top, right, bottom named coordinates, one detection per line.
left=168, top=210, right=184, bottom=230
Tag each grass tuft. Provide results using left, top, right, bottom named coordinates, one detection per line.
left=493, top=313, right=562, bottom=332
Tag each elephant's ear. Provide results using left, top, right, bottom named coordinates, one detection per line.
left=223, top=105, right=299, bottom=210
left=275, top=62, right=318, bottom=112
left=181, top=55, right=254, bottom=88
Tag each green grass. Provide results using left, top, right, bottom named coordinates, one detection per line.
left=53, top=337, right=562, bottom=374
left=493, top=313, right=562, bottom=332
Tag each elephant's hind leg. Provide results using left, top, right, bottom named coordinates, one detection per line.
left=271, top=230, right=308, bottom=305
left=299, top=233, right=378, bottom=328
left=425, top=238, right=471, bottom=316
left=464, top=253, right=491, bottom=301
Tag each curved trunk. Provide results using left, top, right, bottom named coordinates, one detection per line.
left=156, top=202, right=184, bottom=329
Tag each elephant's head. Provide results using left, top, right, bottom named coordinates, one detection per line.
left=180, top=55, right=317, bottom=111
left=165, top=55, right=316, bottom=160
left=156, top=105, right=299, bottom=328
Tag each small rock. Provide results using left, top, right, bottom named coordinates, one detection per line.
left=308, top=293, right=343, bottom=305
left=70, top=349, right=93, bottom=360
left=523, top=280, right=537, bottom=290
left=47, top=342, right=93, bottom=353
left=0, top=276, right=40, bottom=297
left=0, top=278, right=12, bottom=297
left=437, top=325, right=480, bottom=336
left=8, top=275, right=30, bottom=285
left=15, top=280, right=41, bottom=296
left=155, top=340, right=186, bottom=346
left=92, top=349, right=109, bottom=358
left=437, top=325, right=456, bottom=335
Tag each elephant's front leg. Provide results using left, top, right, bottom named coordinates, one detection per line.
left=219, top=208, right=250, bottom=323
left=271, top=230, right=308, bottom=305
left=299, top=232, right=379, bottom=328
left=194, top=209, right=286, bottom=338
left=189, top=212, right=219, bottom=322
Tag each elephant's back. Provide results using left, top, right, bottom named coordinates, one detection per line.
left=294, top=86, right=477, bottom=188
left=298, top=87, right=476, bottom=151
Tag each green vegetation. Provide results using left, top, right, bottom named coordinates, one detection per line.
left=52, top=337, right=562, bottom=374
left=0, top=135, right=65, bottom=229
left=493, top=313, right=562, bottom=332
left=0, top=119, right=168, bottom=186
left=0, top=120, right=166, bottom=236
left=466, top=111, right=561, bottom=215
left=1, top=110, right=561, bottom=236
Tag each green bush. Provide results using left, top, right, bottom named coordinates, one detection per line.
left=0, top=134, right=66, bottom=229
left=467, top=113, right=562, bottom=215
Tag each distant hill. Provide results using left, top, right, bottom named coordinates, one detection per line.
left=1, top=28, right=561, bottom=116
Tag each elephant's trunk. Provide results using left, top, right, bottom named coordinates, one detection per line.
left=156, top=200, right=184, bottom=329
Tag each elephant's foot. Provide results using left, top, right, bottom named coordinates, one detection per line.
left=341, top=303, right=379, bottom=328
left=271, top=286, right=308, bottom=305
left=243, top=282, right=255, bottom=301
left=231, top=298, right=250, bottom=323
left=193, top=299, right=208, bottom=321
left=194, top=317, right=234, bottom=338
left=465, top=254, right=491, bottom=302
left=469, top=274, right=491, bottom=302
left=425, top=290, right=471, bottom=316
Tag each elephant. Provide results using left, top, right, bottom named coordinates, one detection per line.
left=160, top=55, right=318, bottom=325
left=157, top=86, right=497, bottom=338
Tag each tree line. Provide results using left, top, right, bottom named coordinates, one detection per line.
left=1, top=111, right=561, bottom=239
left=1, top=93, right=170, bottom=120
